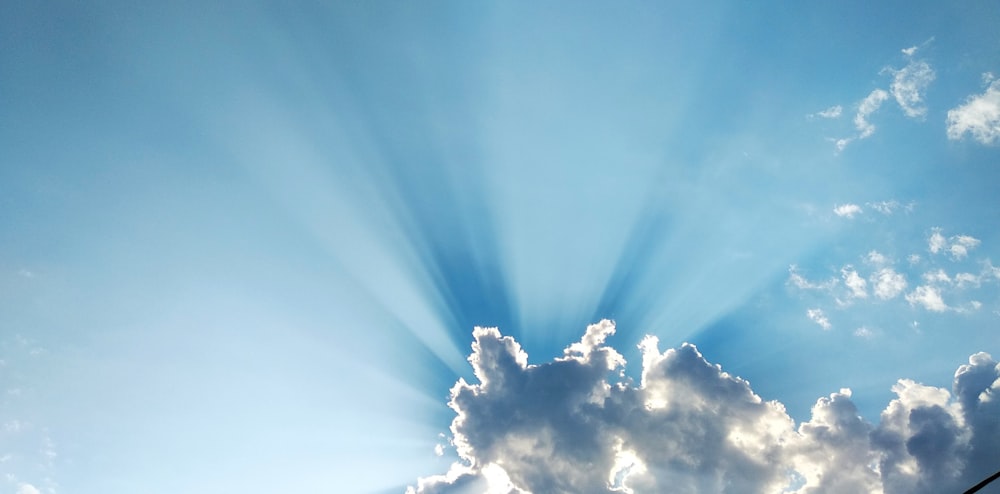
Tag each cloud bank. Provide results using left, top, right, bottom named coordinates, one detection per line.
left=411, top=321, right=1000, bottom=494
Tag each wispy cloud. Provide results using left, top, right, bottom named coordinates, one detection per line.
left=885, top=54, right=935, bottom=119
left=788, top=265, right=837, bottom=291
left=946, top=76, right=1000, bottom=145
left=809, top=105, right=843, bottom=119
left=807, top=308, right=832, bottom=330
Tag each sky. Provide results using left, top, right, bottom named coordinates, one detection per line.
left=1, top=1, right=1000, bottom=493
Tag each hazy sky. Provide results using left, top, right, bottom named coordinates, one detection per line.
left=2, top=2, right=1000, bottom=493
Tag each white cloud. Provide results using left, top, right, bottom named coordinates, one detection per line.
left=886, top=59, right=935, bottom=118
left=413, top=323, right=1000, bottom=494
left=865, top=250, right=889, bottom=266
left=855, top=89, right=890, bottom=139
left=807, top=308, right=832, bottom=330
left=871, top=268, right=907, bottom=300
left=922, top=269, right=951, bottom=285
left=867, top=200, right=914, bottom=215
left=788, top=265, right=837, bottom=291
left=17, top=485, right=41, bottom=494
left=906, top=285, right=948, bottom=312
left=946, top=78, right=1000, bottom=145
left=811, top=105, right=843, bottom=119
left=949, top=235, right=981, bottom=260
left=854, top=327, right=874, bottom=339
left=928, top=228, right=947, bottom=254
left=841, top=266, right=868, bottom=299
left=833, top=204, right=863, bottom=218
left=867, top=200, right=899, bottom=215
left=953, top=272, right=980, bottom=288
left=928, top=229, right=981, bottom=260
left=833, top=89, right=891, bottom=152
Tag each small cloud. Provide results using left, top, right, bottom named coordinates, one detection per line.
left=810, top=105, right=843, bottom=119
left=901, top=46, right=919, bottom=57
left=866, top=199, right=914, bottom=215
left=854, top=326, right=875, bottom=339
left=842, top=265, right=868, bottom=299
left=946, top=77, right=1000, bottom=145
left=950, top=235, right=981, bottom=260
left=17, top=485, right=41, bottom=494
left=865, top=250, right=889, bottom=266
left=908, top=254, right=922, bottom=265
left=833, top=203, right=863, bottom=218
left=923, top=269, right=952, bottom=285
left=906, top=285, right=948, bottom=312
left=928, top=227, right=947, bottom=254
left=871, top=268, right=907, bottom=300
left=928, top=229, right=981, bottom=260
left=885, top=59, right=935, bottom=119
left=855, top=89, right=890, bottom=139
left=807, top=308, right=832, bottom=330
left=788, top=265, right=837, bottom=291
left=954, top=272, right=980, bottom=288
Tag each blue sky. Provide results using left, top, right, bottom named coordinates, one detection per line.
left=2, top=2, right=1000, bottom=493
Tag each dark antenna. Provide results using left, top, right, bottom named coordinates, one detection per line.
left=963, top=469, right=1000, bottom=494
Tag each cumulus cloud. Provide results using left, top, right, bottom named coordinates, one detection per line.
left=833, top=204, right=863, bottom=219
left=906, top=285, right=948, bottom=312
left=17, top=485, right=41, bottom=494
left=946, top=77, right=1000, bottom=145
left=871, top=268, right=907, bottom=300
left=412, top=322, right=1000, bottom=494
left=841, top=265, right=868, bottom=299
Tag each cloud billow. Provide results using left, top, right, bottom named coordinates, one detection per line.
left=411, top=321, right=1000, bottom=494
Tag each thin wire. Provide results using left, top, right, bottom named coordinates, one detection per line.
left=963, top=469, right=1000, bottom=494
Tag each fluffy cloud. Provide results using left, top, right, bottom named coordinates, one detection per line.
left=841, top=266, right=868, bottom=299
left=905, top=285, right=948, bottom=312
left=871, top=268, right=907, bottom=300
left=946, top=77, right=1000, bottom=145
left=17, top=485, right=41, bottom=494
left=412, top=322, right=1000, bottom=494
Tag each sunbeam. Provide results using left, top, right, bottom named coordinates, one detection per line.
left=2, top=1, right=999, bottom=493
